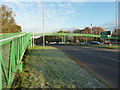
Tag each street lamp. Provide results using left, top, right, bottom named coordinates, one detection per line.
left=91, top=24, right=92, bottom=34
left=115, top=0, right=119, bottom=44
left=91, top=24, right=92, bottom=41
left=41, top=0, right=45, bottom=48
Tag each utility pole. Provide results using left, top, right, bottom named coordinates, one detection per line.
left=41, top=0, right=45, bottom=48
left=62, top=36, right=63, bottom=44
left=91, top=24, right=92, bottom=34
left=115, top=0, right=118, bottom=44
left=96, top=29, right=97, bottom=41
left=91, top=24, right=92, bottom=41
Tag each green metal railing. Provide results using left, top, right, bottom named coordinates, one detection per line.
left=0, top=33, right=32, bottom=89
left=34, top=33, right=100, bottom=37
left=0, top=33, right=26, bottom=40
left=34, top=33, right=120, bottom=39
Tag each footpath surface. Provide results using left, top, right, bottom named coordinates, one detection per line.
left=12, top=46, right=105, bottom=88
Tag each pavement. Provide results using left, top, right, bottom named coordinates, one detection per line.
left=53, top=45, right=119, bottom=88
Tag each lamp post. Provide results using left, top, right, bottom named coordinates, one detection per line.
left=41, top=0, right=45, bottom=48
left=91, top=24, right=92, bottom=41
left=95, top=29, right=98, bottom=41
left=115, top=0, right=118, bottom=44
left=91, top=24, right=92, bottom=34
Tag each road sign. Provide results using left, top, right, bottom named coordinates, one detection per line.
left=100, top=35, right=111, bottom=39
left=100, top=31, right=111, bottom=35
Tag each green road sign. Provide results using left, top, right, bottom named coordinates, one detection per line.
left=100, top=31, right=111, bottom=35
left=100, top=35, right=111, bottom=39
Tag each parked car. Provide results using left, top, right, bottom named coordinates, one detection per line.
left=104, top=41, right=119, bottom=45
left=79, top=42, right=85, bottom=45
left=104, top=41, right=113, bottom=44
left=49, top=42, right=57, bottom=44
left=89, top=41, right=101, bottom=45
left=75, top=42, right=85, bottom=45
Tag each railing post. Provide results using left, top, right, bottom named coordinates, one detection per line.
left=19, top=37, right=22, bottom=57
left=32, top=33, right=35, bottom=47
left=8, top=40, right=16, bottom=84
left=86, top=36, right=88, bottom=44
left=18, top=62, right=23, bottom=72
left=10, top=40, right=16, bottom=73
left=17, top=38, right=20, bottom=65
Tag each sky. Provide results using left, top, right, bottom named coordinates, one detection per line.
left=1, top=0, right=118, bottom=33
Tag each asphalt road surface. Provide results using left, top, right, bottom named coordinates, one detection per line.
left=54, top=45, right=119, bottom=88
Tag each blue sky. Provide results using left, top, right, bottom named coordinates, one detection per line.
left=1, top=1, right=117, bottom=33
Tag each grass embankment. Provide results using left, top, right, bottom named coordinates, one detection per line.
left=88, top=44, right=120, bottom=49
left=12, top=46, right=105, bottom=88
left=51, top=44, right=120, bottom=49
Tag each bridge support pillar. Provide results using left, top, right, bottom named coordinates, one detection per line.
left=86, top=36, right=88, bottom=44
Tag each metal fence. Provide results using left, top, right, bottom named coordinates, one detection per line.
left=0, top=33, right=32, bottom=89
left=34, top=33, right=120, bottom=39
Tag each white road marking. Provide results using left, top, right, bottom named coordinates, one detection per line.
left=99, top=55, right=120, bottom=62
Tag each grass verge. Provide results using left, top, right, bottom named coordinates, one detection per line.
left=12, top=46, right=105, bottom=88
left=51, top=44, right=120, bottom=49
left=88, top=44, right=120, bottom=49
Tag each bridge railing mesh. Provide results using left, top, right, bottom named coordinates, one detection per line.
left=0, top=33, right=32, bottom=89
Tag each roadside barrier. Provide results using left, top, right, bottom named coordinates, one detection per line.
left=0, top=33, right=32, bottom=89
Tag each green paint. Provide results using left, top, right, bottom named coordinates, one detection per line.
left=0, top=52, right=9, bottom=84
left=18, top=62, right=23, bottom=72
left=10, top=41, right=16, bottom=72
left=0, top=33, right=32, bottom=89
left=34, top=33, right=100, bottom=37
left=34, top=33, right=120, bottom=40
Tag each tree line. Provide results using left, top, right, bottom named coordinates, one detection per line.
left=35, top=26, right=120, bottom=44
left=35, top=27, right=105, bottom=44
left=0, top=5, right=22, bottom=33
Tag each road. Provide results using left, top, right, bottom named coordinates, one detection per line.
left=54, top=45, right=119, bottom=88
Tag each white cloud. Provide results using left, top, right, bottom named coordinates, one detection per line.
left=1, top=0, right=117, bottom=33
left=48, top=3, right=56, bottom=7
left=57, top=2, right=72, bottom=7
left=100, top=21, right=116, bottom=31
left=65, top=10, right=76, bottom=14
left=69, top=0, right=86, bottom=2
left=13, top=2, right=29, bottom=7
